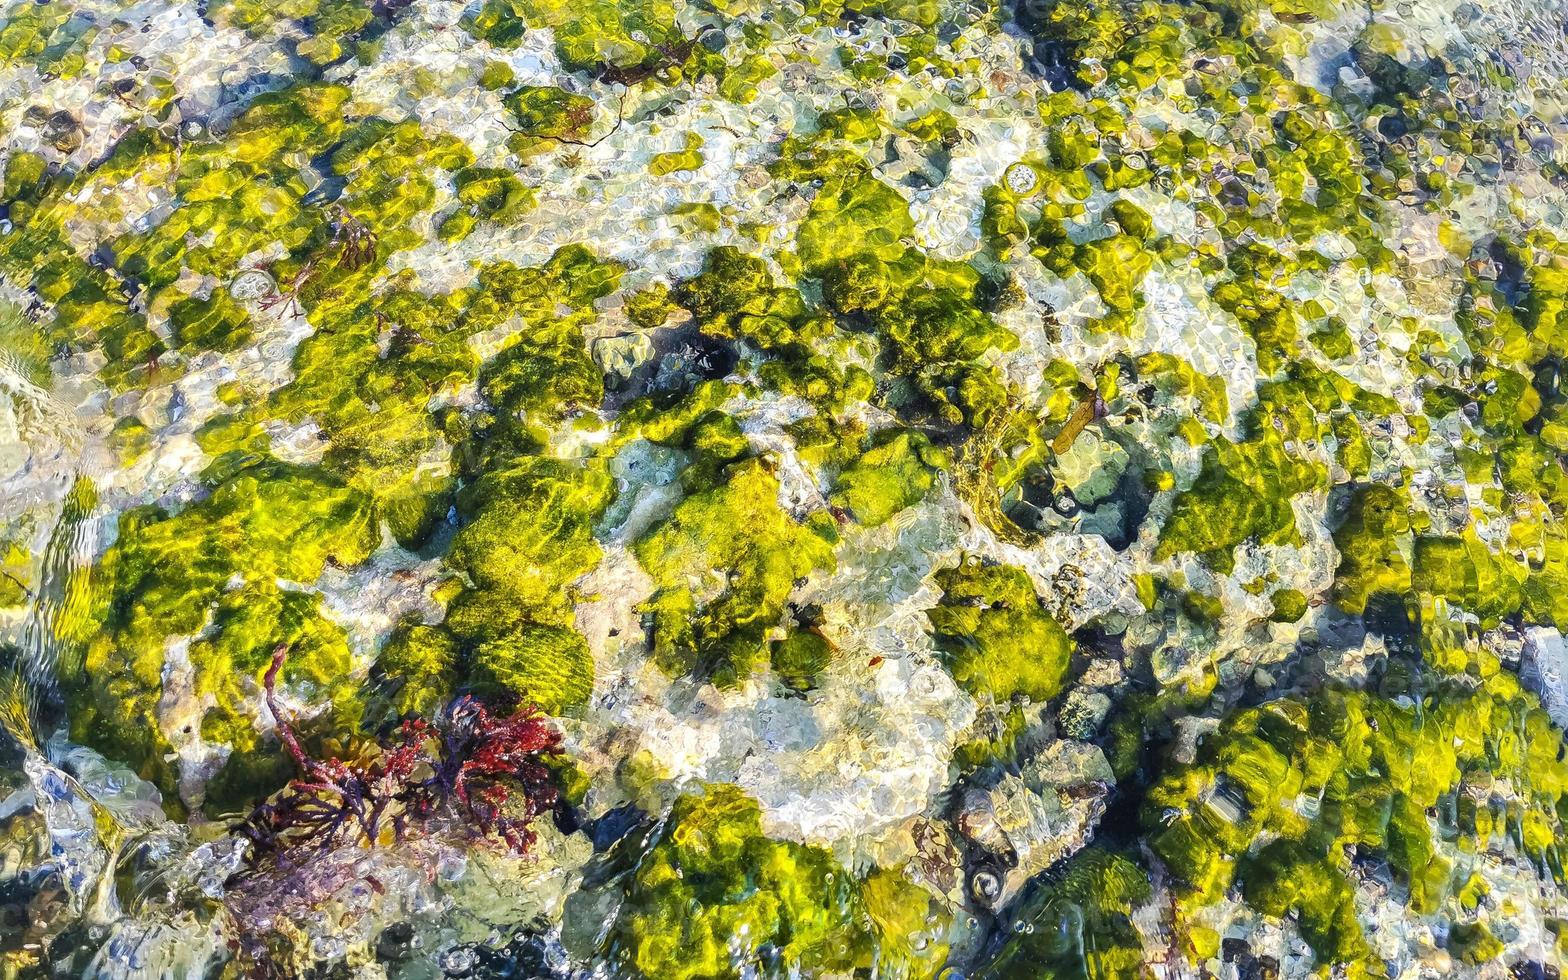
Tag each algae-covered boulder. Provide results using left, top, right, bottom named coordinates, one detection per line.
left=473, top=624, right=594, bottom=715
left=1332, top=484, right=1411, bottom=615
left=926, top=557, right=1073, bottom=705
left=1240, top=838, right=1371, bottom=965
left=467, top=0, right=691, bottom=73
left=769, top=628, right=834, bottom=692
left=1143, top=677, right=1568, bottom=966
left=100, top=460, right=377, bottom=651
left=371, top=619, right=460, bottom=719
left=635, top=457, right=836, bottom=686
left=678, top=246, right=813, bottom=348
left=440, top=166, right=535, bottom=240
left=1156, top=429, right=1327, bottom=570
left=1412, top=531, right=1527, bottom=627
left=440, top=456, right=615, bottom=713
left=797, top=170, right=915, bottom=274
left=479, top=325, right=605, bottom=422
left=69, top=460, right=377, bottom=806
left=503, top=86, right=598, bottom=140
left=606, top=784, right=869, bottom=980
left=829, top=429, right=949, bottom=527
left=165, top=289, right=254, bottom=354
left=192, top=582, right=362, bottom=813
left=983, top=848, right=1151, bottom=980
left=450, top=457, right=614, bottom=614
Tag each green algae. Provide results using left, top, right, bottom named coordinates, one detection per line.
left=208, top=0, right=379, bottom=67
left=950, top=701, right=1032, bottom=772
left=471, top=624, right=594, bottom=716
left=1411, top=532, right=1528, bottom=628
left=1240, top=838, right=1371, bottom=965
left=487, top=0, right=681, bottom=72
left=716, top=54, right=777, bottom=105
left=1145, top=675, right=1568, bottom=966
left=191, top=582, right=362, bottom=812
left=678, top=246, right=817, bottom=346
left=926, top=557, right=1073, bottom=705
left=267, top=244, right=619, bottom=547
left=0, top=4, right=94, bottom=77
left=480, top=322, right=604, bottom=423
left=1331, top=485, right=1412, bottom=614
left=439, top=167, right=536, bottom=241
left=606, top=784, right=871, bottom=980
left=1447, top=921, right=1503, bottom=965
left=797, top=169, right=913, bottom=274
left=774, top=158, right=1017, bottom=421
left=165, top=290, right=254, bottom=355
left=440, top=455, right=615, bottom=712
left=504, top=86, right=598, bottom=142
left=107, top=416, right=153, bottom=467
left=635, top=457, right=835, bottom=686
left=769, top=628, right=834, bottom=692
left=829, top=429, right=949, bottom=527
left=1035, top=229, right=1154, bottom=323
left=370, top=618, right=459, bottom=719
left=67, top=460, right=377, bottom=806
left=4, top=1, right=1568, bottom=971
left=984, top=848, right=1152, bottom=980
left=1156, top=429, right=1326, bottom=570
left=676, top=246, right=871, bottom=410
left=0, top=538, right=29, bottom=609
left=649, top=133, right=705, bottom=176
left=624, top=283, right=678, bottom=329
left=1268, top=587, right=1308, bottom=623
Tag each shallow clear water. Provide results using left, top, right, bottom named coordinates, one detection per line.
left=3, top=0, right=1568, bottom=976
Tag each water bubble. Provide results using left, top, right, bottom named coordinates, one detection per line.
left=1004, top=163, right=1038, bottom=196
left=439, top=946, right=477, bottom=975
left=228, top=269, right=276, bottom=302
